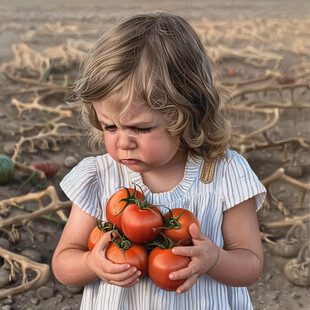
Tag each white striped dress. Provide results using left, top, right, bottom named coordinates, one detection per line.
left=60, top=148, right=266, bottom=310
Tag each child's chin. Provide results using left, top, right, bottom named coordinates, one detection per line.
left=125, top=165, right=143, bottom=172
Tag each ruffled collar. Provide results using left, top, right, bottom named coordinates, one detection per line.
left=127, top=155, right=202, bottom=204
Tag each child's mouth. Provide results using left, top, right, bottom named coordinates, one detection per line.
left=120, top=159, right=140, bottom=165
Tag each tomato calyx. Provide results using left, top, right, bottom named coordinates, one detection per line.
left=116, top=185, right=158, bottom=216
left=110, top=228, right=132, bottom=260
left=96, top=220, right=114, bottom=232
left=116, top=186, right=141, bottom=214
left=146, top=233, right=183, bottom=251
left=88, top=220, right=114, bottom=251
left=154, top=209, right=185, bottom=231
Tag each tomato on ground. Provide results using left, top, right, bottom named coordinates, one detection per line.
left=33, top=161, right=59, bottom=177
left=227, top=68, right=236, bottom=77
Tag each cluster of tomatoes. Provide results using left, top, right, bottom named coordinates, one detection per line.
left=87, top=187, right=199, bottom=291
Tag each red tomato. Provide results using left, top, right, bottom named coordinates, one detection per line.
left=33, top=161, right=59, bottom=177
left=121, top=203, right=163, bottom=243
left=106, top=242, right=148, bottom=277
left=106, top=188, right=143, bottom=232
left=277, top=76, right=295, bottom=85
left=88, top=222, right=114, bottom=251
left=148, top=247, right=190, bottom=291
left=163, top=208, right=199, bottom=245
left=227, top=68, right=236, bottom=77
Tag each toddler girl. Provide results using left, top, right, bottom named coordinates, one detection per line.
left=52, top=11, right=266, bottom=310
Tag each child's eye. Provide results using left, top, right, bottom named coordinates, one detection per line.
left=135, top=127, right=152, bottom=134
left=103, top=125, right=117, bottom=132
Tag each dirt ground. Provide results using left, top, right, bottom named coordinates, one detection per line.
left=0, top=1, right=309, bottom=309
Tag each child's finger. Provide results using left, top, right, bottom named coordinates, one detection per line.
left=172, top=245, right=198, bottom=257
left=169, top=261, right=199, bottom=281
left=110, top=277, right=139, bottom=288
left=175, top=274, right=199, bottom=294
left=100, top=265, right=139, bottom=282
left=108, top=269, right=142, bottom=287
left=89, top=233, right=132, bottom=274
left=93, top=230, right=112, bottom=250
left=100, top=258, right=132, bottom=274
left=189, top=223, right=208, bottom=243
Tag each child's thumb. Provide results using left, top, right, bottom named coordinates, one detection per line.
left=94, top=231, right=112, bottom=253
left=189, top=222, right=204, bottom=241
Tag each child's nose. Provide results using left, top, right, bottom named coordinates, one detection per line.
left=117, top=130, right=137, bottom=150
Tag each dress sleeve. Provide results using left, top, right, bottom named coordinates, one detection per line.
left=60, top=157, right=101, bottom=218
left=221, top=153, right=266, bottom=212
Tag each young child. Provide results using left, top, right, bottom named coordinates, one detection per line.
left=52, top=11, right=266, bottom=310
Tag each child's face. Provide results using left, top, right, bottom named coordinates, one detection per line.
left=92, top=99, right=182, bottom=174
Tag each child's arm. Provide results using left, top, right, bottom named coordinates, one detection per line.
left=169, top=197, right=263, bottom=294
left=52, top=204, right=141, bottom=287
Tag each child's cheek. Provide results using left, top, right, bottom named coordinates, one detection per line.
left=104, top=135, right=118, bottom=158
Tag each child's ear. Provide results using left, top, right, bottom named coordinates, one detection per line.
left=178, top=134, right=186, bottom=148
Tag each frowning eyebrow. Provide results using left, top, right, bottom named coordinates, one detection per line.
left=98, top=120, right=155, bottom=127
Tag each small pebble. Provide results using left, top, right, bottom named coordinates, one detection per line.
left=285, top=165, right=303, bottom=178
left=5, top=122, right=20, bottom=134
left=37, top=286, right=54, bottom=300
left=3, top=142, right=16, bottom=156
left=2, top=299, right=13, bottom=305
left=56, top=294, right=64, bottom=303
left=61, top=306, right=72, bottom=310
left=259, top=297, right=265, bottom=304
left=64, top=156, right=78, bottom=168
left=30, top=297, right=39, bottom=305
left=66, top=285, right=83, bottom=294
left=0, top=269, right=11, bottom=288
left=20, top=249, right=42, bottom=263
left=291, top=292, right=301, bottom=299
left=264, top=273, right=273, bottom=281
left=0, top=238, right=11, bottom=249
left=270, top=291, right=280, bottom=300
left=2, top=305, right=12, bottom=310
left=249, top=289, right=256, bottom=296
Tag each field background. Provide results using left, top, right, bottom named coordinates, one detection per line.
left=0, top=1, right=309, bottom=309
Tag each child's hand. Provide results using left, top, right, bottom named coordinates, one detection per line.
left=169, top=223, right=221, bottom=294
left=86, top=232, right=141, bottom=288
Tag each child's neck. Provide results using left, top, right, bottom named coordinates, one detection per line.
left=141, top=151, right=188, bottom=193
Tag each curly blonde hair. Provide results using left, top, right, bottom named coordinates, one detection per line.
left=74, top=11, right=231, bottom=160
